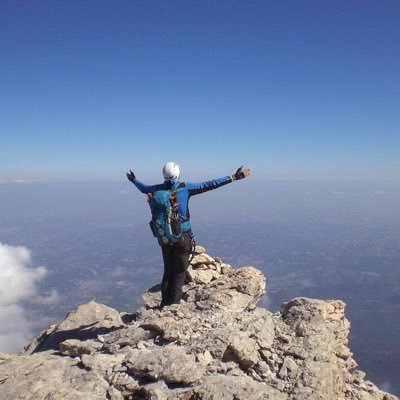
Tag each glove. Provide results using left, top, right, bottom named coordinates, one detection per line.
left=126, top=169, right=136, bottom=182
left=232, top=165, right=250, bottom=181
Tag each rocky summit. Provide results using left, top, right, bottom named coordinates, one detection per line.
left=0, top=247, right=398, bottom=400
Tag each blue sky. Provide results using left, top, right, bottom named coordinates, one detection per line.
left=1, top=1, right=399, bottom=182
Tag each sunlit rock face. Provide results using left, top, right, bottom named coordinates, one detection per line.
left=0, top=246, right=398, bottom=400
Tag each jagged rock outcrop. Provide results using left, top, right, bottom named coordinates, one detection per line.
left=0, top=247, right=397, bottom=400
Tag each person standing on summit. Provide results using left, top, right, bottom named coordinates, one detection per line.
left=127, top=162, right=250, bottom=308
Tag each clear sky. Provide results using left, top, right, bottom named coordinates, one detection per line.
left=1, top=1, right=399, bottom=182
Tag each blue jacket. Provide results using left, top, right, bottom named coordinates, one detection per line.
left=131, top=176, right=233, bottom=231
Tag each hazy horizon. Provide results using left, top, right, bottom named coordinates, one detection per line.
left=1, top=180, right=399, bottom=394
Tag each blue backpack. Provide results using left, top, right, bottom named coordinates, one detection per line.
left=148, top=184, right=184, bottom=245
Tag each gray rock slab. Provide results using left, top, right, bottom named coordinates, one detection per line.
left=191, top=375, right=287, bottom=400
left=126, top=345, right=204, bottom=384
left=184, top=266, right=266, bottom=312
left=0, top=352, right=109, bottom=400
left=1, top=252, right=397, bottom=400
left=25, top=301, right=124, bottom=354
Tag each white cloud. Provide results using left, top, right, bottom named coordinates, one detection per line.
left=0, top=304, right=33, bottom=353
left=0, top=243, right=59, bottom=353
left=0, top=244, right=46, bottom=305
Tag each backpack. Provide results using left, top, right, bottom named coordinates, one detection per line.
left=148, top=183, right=184, bottom=245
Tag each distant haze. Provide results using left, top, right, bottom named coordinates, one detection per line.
left=1, top=179, right=399, bottom=223
left=0, top=180, right=399, bottom=394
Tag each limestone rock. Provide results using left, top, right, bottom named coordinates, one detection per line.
left=194, top=245, right=206, bottom=254
left=80, top=353, right=125, bottom=373
left=186, top=264, right=220, bottom=283
left=126, top=345, right=204, bottom=384
left=190, top=375, right=286, bottom=400
left=0, top=353, right=109, bottom=399
left=57, top=300, right=124, bottom=331
left=141, top=283, right=163, bottom=309
left=59, top=338, right=103, bottom=357
left=140, top=381, right=170, bottom=400
left=141, top=265, right=265, bottom=312
left=185, top=266, right=265, bottom=312
left=24, top=300, right=124, bottom=354
left=102, top=324, right=157, bottom=349
left=0, top=352, right=14, bottom=361
left=187, top=246, right=233, bottom=284
left=0, top=249, right=397, bottom=400
left=190, top=253, right=216, bottom=265
left=278, top=356, right=299, bottom=379
left=227, top=335, right=260, bottom=369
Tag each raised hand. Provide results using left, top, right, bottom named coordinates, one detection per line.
left=232, top=165, right=250, bottom=180
left=126, top=169, right=136, bottom=182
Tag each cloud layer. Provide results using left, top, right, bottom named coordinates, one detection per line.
left=0, top=243, right=58, bottom=353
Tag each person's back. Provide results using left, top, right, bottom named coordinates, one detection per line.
left=127, top=162, right=250, bottom=307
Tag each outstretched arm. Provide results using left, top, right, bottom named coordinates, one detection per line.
left=126, top=169, right=163, bottom=194
left=186, top=176, right=233, bottom=195
left=187, top=166, right=250, bottom=196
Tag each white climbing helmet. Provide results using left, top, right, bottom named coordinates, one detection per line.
left=162, top=162, right=180, bottom=180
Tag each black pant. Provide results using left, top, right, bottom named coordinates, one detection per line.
left=160, top=231, right=192, bottom=306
